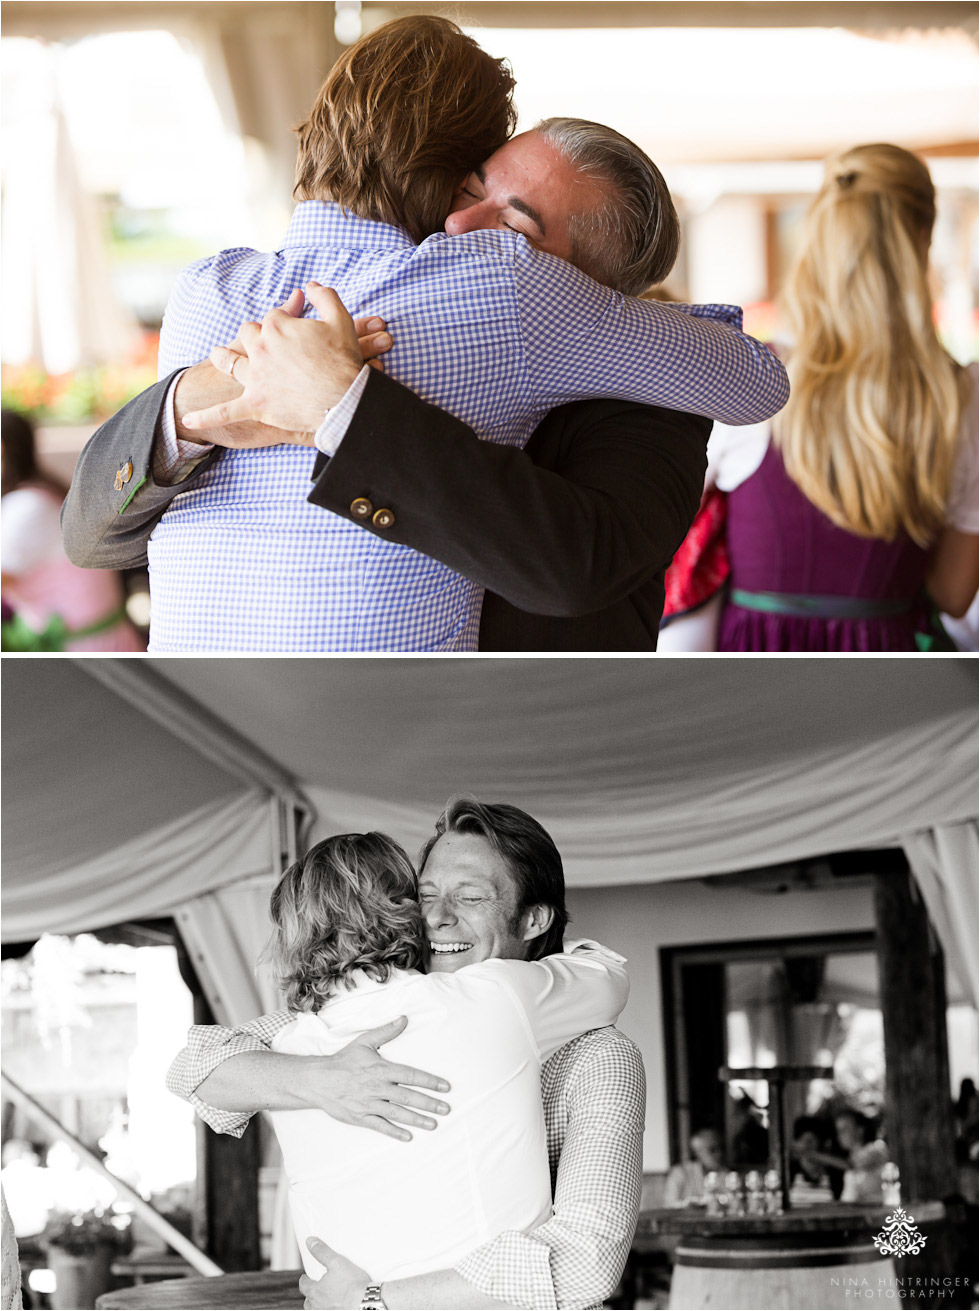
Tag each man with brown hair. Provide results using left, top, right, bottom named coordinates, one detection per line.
left=62, top=14, right=787, bottom=652
left=291, top=14, right=516, bottom=245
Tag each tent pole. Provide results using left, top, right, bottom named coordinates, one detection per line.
left=0, top=1072, right=223, bottom=1278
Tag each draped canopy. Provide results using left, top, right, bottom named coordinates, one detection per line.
left=2, top=657, right=977, bottom=1006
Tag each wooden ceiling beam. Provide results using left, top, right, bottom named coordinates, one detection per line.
left=3, top=0, right=977, bottom=39
left=366, top=2, right=978, bottom=33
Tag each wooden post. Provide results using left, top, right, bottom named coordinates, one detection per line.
left=176, top=936, right=262, bottom=1274
left=192, top=997, right=263, bottom=1274
left=874, top=865, right=966, bottom=1308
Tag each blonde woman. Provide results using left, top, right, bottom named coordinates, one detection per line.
left=246, top=829, right=627, bottom=1291
left=708, top=143, right=977, bottom=651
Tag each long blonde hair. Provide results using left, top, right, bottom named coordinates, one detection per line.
left=774, top=143, right=963, bottom=546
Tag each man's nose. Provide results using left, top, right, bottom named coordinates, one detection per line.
left=423, top=895, right=456, bottom=927
left=445, top=203, right=487, bottom=236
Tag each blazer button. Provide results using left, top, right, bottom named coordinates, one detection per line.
left=350, top=497, right=373, bottom=519
left=372, top=508, right=395, bottom=529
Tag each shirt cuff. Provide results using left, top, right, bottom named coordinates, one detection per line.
left=186, top=1093, right=251, bottom=1139
left=155, top=369, right=216, bottom=486
left=455, top=1232, right=558, bottom=1311
left=313, top=365, right=371, bottom=458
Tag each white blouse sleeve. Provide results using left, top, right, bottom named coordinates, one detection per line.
left=945, top=363, right=979, bottom=533
left=706, top=420, right=771, bottom=493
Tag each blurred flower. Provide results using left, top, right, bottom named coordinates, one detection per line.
left=1, top=331, right=159, bottom=423
left=42, top=1206, right=130, bottom=1255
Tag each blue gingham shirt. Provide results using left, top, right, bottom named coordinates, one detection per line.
left=152, top=201, right=788, bottom=652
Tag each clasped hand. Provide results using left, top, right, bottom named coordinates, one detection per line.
left=181, top=282, right=392, bottom=438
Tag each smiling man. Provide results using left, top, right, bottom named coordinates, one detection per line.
left=167, top=799, right=646, bottom=1310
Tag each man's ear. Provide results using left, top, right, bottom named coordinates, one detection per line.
left=521, top=903, right=555, bottom=944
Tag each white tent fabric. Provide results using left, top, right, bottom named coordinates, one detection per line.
left=903, top=821, right=980, bottom=1007
left=175, top=880, right=282, bottom=1027
left=2, top=657, right=977, bottom=993
left=3, top=789, right=276, bottom=943
left=3, top=660, right=974, bottom=917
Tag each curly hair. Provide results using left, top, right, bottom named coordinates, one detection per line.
left=268, top=833, right=426, bottom=1012
left=294, top=15, right=517, bottom=244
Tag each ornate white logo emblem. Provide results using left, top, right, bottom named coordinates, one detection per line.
left=873, top=1207, right=927, bottom=1256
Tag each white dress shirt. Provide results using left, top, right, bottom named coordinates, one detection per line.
left=267, top=943, right=627, bottom=1282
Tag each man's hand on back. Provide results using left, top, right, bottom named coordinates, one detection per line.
left=300, top=1016, right=451, bottom=1143
left=174, top=289, right=317, bottom=450
left=299, top=1238, right=371, bottom=1310
left=182, top=282, right=392, bottom=435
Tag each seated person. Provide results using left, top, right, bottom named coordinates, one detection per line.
left=834, top=1109, right=889, bottom=1205
left=663, top=1128, right=725, bottom=1207
left=789, top=1116, right=841, bottom=1202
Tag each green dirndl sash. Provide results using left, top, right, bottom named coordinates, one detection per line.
left=729, top=589, right=956, bottom=651
left=1, top=604, right=129, bottom=652
left=729, top=589, right=912, bottom=619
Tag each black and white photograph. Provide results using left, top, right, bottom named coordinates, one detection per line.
left=1, top=658, right=978, bottom=1311
left=1, top=3, right=979, bottom=1311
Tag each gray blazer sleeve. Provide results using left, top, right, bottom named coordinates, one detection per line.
left=61, top=371, right=222, bottom=570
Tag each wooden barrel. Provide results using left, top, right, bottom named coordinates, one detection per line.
left=668, top=1228, right=894, bottom=1310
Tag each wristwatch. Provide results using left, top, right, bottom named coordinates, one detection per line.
left=360, top=1284, right=387, bottom=1310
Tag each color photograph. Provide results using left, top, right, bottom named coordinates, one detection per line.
left=1, top=658, right=978, bottom=1309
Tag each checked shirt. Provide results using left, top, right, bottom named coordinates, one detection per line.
left=168, top=1017, right=645, bottom=1309
left=151, top=201, right=788, bottom=651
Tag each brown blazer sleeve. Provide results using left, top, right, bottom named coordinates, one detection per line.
left=308, top=368, right=710, bottom=617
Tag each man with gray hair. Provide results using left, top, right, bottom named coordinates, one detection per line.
left=64, top=109, right=780, bottom=649
left=518, top=117, right=681, bottom=295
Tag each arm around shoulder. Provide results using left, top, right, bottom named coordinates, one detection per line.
left=310, top=370, right=709, bottom=616
left=480, top=942, right=629, bottom=1062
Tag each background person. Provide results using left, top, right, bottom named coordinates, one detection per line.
left=833, top=1108, right=890, bottom=1205
left=663, top=1128, right=726, bottom=1208
left=168, top=798, right=647, bottom=1310
left=700, top=143, right=977, bottom=652
left=1, top=410, right=141, bottom=652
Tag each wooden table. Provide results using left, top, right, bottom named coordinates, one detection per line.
left=96, top=1269, right=305, bottom=1310
left=111, top=1253, right=195, bottom=1286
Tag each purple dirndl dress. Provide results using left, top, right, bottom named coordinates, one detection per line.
left=719, top=442, right=929, bottom=652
